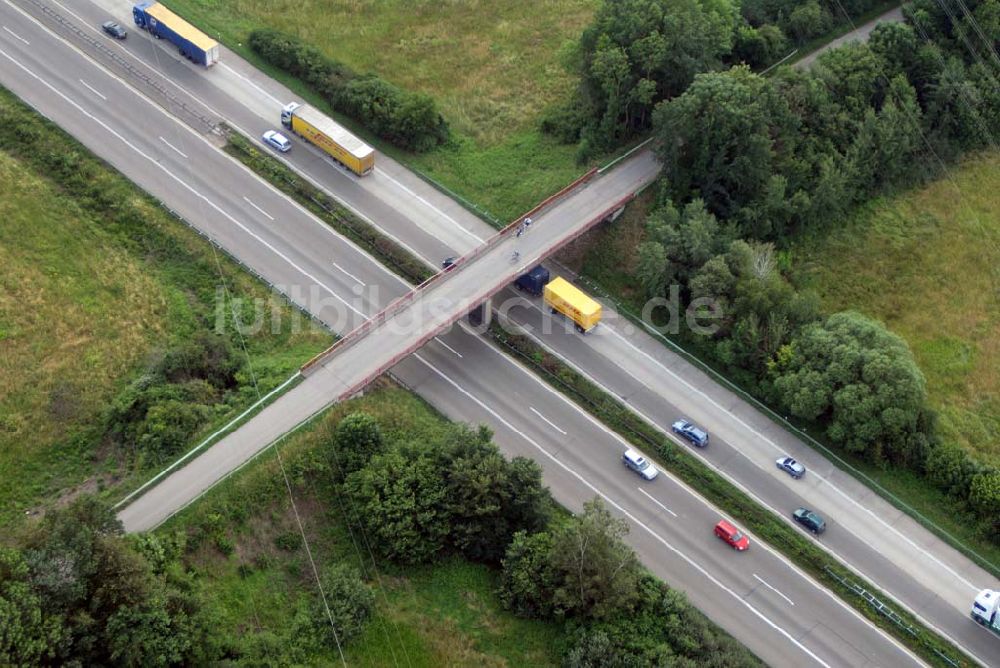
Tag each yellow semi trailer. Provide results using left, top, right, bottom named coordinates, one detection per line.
left=544, top=276, right=602, bottom=333
left=280, top=102, right=375, bottom=176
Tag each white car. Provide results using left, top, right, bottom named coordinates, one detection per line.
left=261, top=130, right=291, bottom=153
left=622, top=448, right=659, bottom=480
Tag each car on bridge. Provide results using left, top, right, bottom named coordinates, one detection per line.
left=672, top=419, right=709, bottom=447
left=793, top=507, right=826, bottom=534
left=776, top=456, right=806, bottom=479
left=622, top=448, right=658, bottom=480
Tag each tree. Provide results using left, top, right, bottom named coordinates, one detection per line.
left=7, top=497, right=208, bottom=666
left=445, top=430, right=551, bottom=563
left=969, top=471, right=1000, bottom=520
left=343, top=444, right=450, bottom=564
left=550, top=499, right=643, bottom=620
left=329, top=412, right=385, bottom=480
left=105, top=598, right=193, bottom=667
left=654, top=66, right=799, bottom=235
left=576, top=0, right=737, bottom=145
left=771, top=312, right=929, bottom=464
left=0, top=548, right=65, bottom=667
left=786, top=1, right=829, bottom=43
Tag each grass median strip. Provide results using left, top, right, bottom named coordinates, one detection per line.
left=223, top=127, right=434, bottom=285
left=487, top=320, right=974, bottom=668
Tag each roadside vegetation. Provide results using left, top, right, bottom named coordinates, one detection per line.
left=791, top=152, right=1000, bottom=469
left=0, top=385, right=764, bottom=665
left=489, top=321, right=973, bottom=668
left=555, top=0, right=1000, bottom=555
left=0, top=87, right=330, bottom=528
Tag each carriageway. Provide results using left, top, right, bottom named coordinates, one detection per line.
left=297, top=150, right=658, bottom=401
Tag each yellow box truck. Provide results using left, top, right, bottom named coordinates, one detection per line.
left=280, top=102, right=375, bottom=176
left=544, top=277, right=601, bottom=333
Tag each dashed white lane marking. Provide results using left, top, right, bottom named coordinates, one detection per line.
left=529, top=406, right=567, bottom=435
left=79, top=79, right=106, bottom=100
left=755, top=573, right=795, bottom=606
left=242, top=196, right=274, bottom=221
left=638, top=487, right=678, bottom=517
left=433, top=337, right=463, bottom=358
left=159, top=135, right=188, bottom=158
left=3, top=25, right=28, bottom=44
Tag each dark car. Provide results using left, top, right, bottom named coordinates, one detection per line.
left=102, top=21, right=127, bottom=39
left=441, top=257, right=456, bottom=271
left=776, top=456, right=806, bottom=479
left=672, top=419, right=709, bottom=447
left=793, top=507, right=826, bottom=534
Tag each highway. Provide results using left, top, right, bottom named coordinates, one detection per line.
left=1, top=0, right=994, bottom=664
left=51, top=0, right=997, bottom=660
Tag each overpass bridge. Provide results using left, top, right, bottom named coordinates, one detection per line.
left=297, top=150, right=656, bottom=401
left=118, top=148, right=659, bottom=532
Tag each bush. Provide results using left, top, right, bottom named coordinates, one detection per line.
left=313, top=564, right=375, bottom=645
left=335, top=77, right=449, bottom=152
left=329, top=412, right=385, bottom=481
left=274, top=532, right=304, bottom=552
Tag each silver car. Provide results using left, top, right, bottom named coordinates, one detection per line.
left=776, top=456, right=806, bottom=479
left=622, top=448, right=658, bottom=480
left=261, top=130, right=291, bottom=153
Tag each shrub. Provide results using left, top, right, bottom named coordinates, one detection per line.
left=335, top=77, right=449, bottom=152
left=313, top=564, right=375, bottom=645
left=275, top=532, right=304, bottom=552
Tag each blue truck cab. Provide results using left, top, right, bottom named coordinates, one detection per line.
left=133, top=2, right=220, bottom=67
left=515, top=265, right=550, bottom=296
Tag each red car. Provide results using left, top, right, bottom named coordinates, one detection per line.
left=715, top=519, right=750, bottom=551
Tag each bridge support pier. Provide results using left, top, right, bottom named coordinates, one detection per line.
left=469, top=298, right=492, bottom=328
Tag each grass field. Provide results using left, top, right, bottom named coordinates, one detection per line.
left=169, top=386, right=563, bottom=666
left=164, top=0, right=597, bottom=221
left=791, top=151, right=1000, bottom=466
left=0, top=89, right=331, bottom=526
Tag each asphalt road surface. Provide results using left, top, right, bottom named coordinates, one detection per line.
left=2, top=0, right=995, bottom=664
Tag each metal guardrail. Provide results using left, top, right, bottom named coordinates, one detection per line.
left=823, top=567, right=960, bottom=667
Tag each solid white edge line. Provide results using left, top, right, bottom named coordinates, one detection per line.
left=0, top=31, right=366, bottom=321
left=377, top=167, right=485, bottom=244
left=601, top=321, right=981, bottom=594
left=460, top=324, right=931, bottom=668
